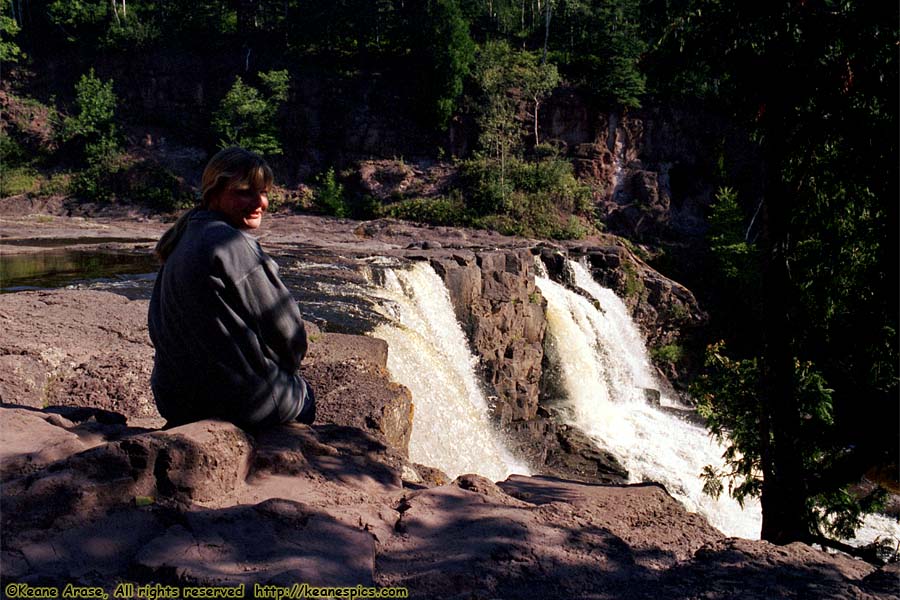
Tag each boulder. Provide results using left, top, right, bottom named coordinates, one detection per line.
left=303, top=332, right=413, bottom=455
left=504, top=417, right=629, bottom=485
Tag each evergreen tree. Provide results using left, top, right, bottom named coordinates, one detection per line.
left=418, top=0, right=476, bottom=130
left=63, top=68, right=122, bottom=200
left=671, top=0, right=898, bottom=548
left=551, top=0, right=646, bottom=107
left=212, top=69, right=290, bottom=156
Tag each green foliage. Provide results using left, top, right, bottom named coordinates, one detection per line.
left=471, top=40, right=522, bottom=167
left=39, top=173, right=72, bottom=196
left=61, top=69, right=121, bottom=201
left=0, top=167, right=40, bottom=197
left=417, top=0, right=475, bottom=129
left=101, top=13, right=160, bottom=49
left=459, top=155, right=590, bottom=219
left=383, top=195, right=471, bottom=227
left=0, top=0, right=22, bottom=62
left=380, top=154, right=595, bottom=238
left=63, top=69, right=118, bottom=144
left=621, top=261, right=644, bottom=299
left=0, top=130, right=26, bottom=166
left=651, top=343, right=684, bottom=365
left=47, top=0, right=108, bottom=37
left=693, top=340, right=885, bottom=542
left=708, top=186, right=757, bottom=282
left=693, top=342, right=764, bottom=505
left=258, top=69, right=290, bottom=103
left=549, top=0, right=646, bottom=107
left=313, top=168, right=348, bottom=217
left=122, top=161, right=194, bottom=211
left=212, top=70, right=290, bottom=156
left=662, top=2, right=899, bottom=544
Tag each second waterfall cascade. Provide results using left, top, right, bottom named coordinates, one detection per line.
left=365, top=262, right=528, bottom=482
left=536, top=258, right=763, bottom=539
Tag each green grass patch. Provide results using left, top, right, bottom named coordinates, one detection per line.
left=0, top=167, right=40, bottom=196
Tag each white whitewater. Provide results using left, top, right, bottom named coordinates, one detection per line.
left=366, top=262, right=528, bottom=482
left=536, top=259, right=763, bottom=539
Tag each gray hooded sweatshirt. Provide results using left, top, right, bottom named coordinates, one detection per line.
left=148, top=209, right=308, bottom=428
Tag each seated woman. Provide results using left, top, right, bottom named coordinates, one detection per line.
left=148, top=147, right=315, bottom=429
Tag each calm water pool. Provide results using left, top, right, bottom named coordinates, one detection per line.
left=0, top=248, right=159, bottom=294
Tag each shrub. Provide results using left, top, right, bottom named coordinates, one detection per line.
left=651, top=343, right=685, bottom=364
left=212, top=70, right=289, bottom=157
left=384, top=195, right=471, bottom=226
left=122, top=161, right=194, bottom=211
left=39, top=173, right=71, bottom=196
left=63, top=69, right=122, bottom=201
left=0, top=167, right=40, bottom=196
left=455, top=155, right=593, bottom=239
left=314, top=168, right=348, bottom=217
left=0, top=131, right=27, bottom=167
left=62, top=69, right=118, bottom=146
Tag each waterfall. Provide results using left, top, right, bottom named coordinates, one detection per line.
left=536, top=259, right=763, bottom=539
left=607, top=112, right=629, bottom=204
left=365, top=262, right=528, bottom=482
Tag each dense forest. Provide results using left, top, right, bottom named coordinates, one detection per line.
left=1, top=0, right=897, bottom=555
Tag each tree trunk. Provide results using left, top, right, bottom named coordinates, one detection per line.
left=542, top=0, right=552, bottom=64
left=110, top=0, right=121, bottom=26
left=757, top=95, right=808, bottom=546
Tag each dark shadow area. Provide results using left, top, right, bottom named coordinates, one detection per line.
left=2, top=413, right=893, bottom=600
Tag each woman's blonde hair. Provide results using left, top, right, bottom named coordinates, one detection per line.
left=155, top=147, right=274, bottom=262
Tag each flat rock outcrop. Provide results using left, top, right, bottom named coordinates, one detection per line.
left=1, top=409, right=892, bottom=599
left=0, top=290, right=157, bottom=417
left=0, top=290, right=413, bottom=454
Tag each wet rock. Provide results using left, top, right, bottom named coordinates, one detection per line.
left=431, top=249, right=547, bottom=425
left=546, top=244, right=708, bottom=351
left=504, top=418, right=629, bottom=484
left=304, top=332, right=413, bottom=455
left=411, top=463, right=450, bottom=487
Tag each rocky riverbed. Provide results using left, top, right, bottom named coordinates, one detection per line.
left=1, top=208, right=897, bottom=598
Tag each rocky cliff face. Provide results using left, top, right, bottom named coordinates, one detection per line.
left=430, top=249, right=547, bottom=426
left=540, top=91, right=763, bottom=241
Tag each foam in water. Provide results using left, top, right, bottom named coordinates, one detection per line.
left=366, top=262, right=528, bottom=482
left=537, top=259, right=763, bottom=539
left=538, top=259, right=900, bottom=547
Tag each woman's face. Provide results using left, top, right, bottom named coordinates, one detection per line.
left=208, top=184, right=269, bottom=230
